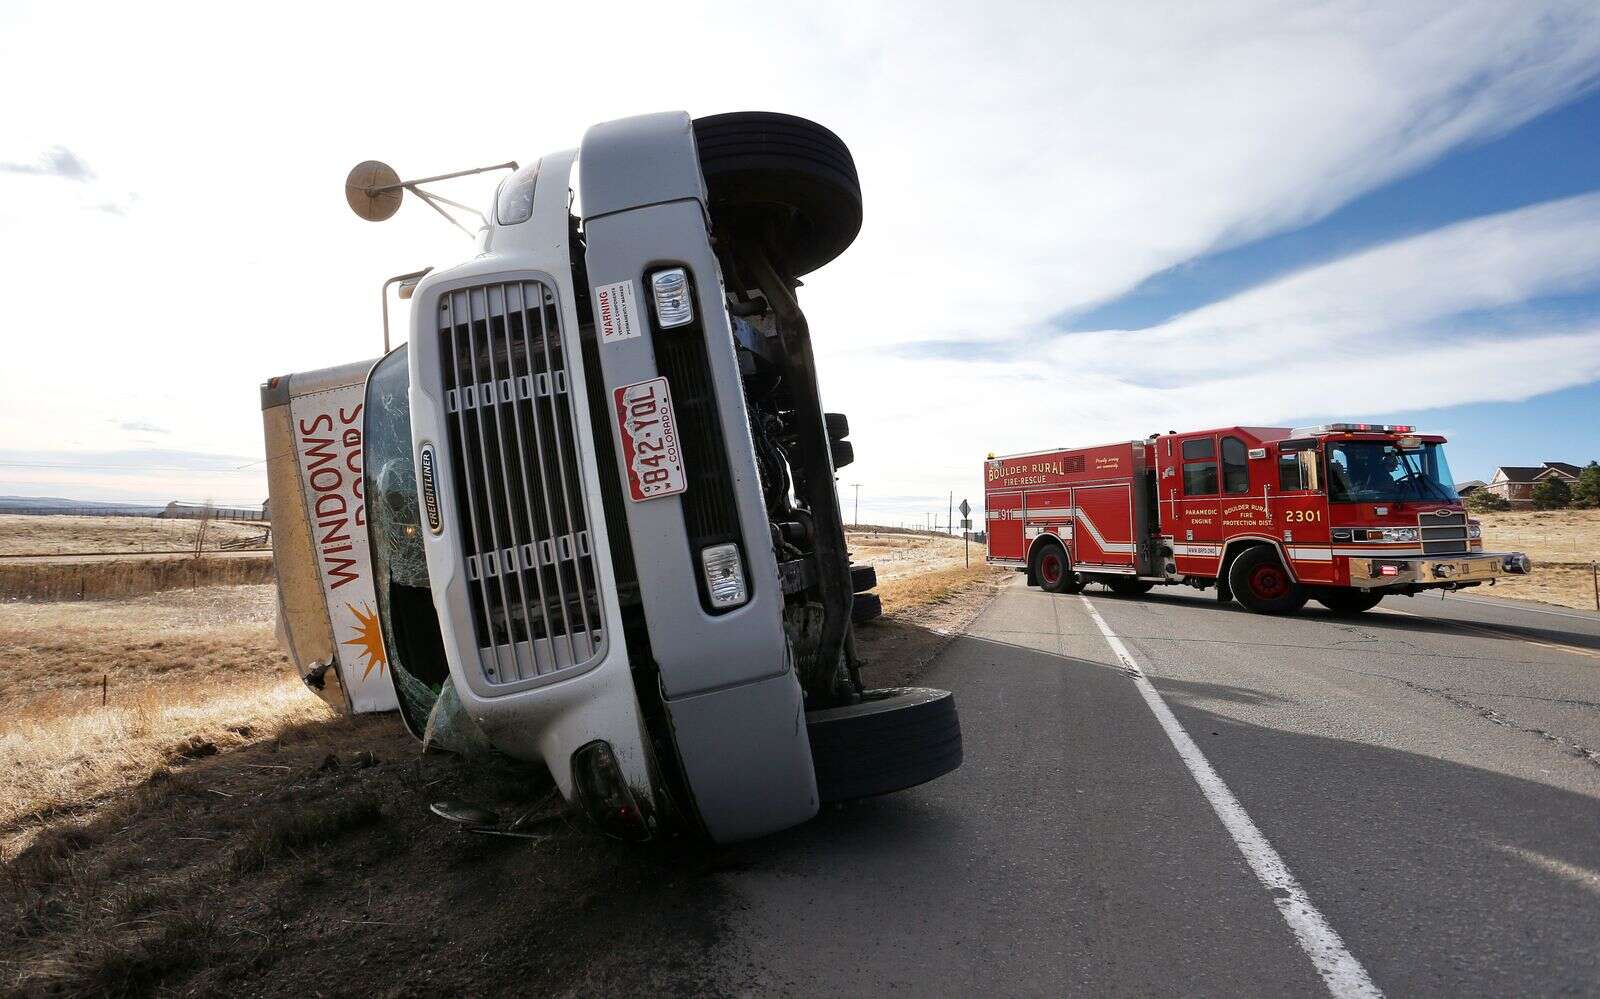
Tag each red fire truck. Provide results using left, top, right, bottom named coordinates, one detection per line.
left=985, top=424, right=1532, bottom=615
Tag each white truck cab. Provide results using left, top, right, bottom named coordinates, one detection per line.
left=264, top=111, right=962, bottom=843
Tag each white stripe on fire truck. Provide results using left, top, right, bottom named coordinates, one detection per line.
left=1171, top=544, right=1335, bottom=562
left=1286, top=547, right=1333, bottom=561
left=1024, top=507, right=1135, bottom=554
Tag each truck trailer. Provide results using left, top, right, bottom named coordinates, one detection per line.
left=986, top=424, right=1532, bottom=614
left=264, top=111, right=962, bottom=844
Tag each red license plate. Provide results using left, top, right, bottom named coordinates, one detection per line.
left=613, top=377, right=687, bottom=501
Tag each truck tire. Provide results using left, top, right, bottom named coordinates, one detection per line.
left=1316, top=590, right=1383, bottom=615
left=850, top=563, right=877, bottom=593
left=851, top=591, right=882, bottom=624
left=1105, top=577, right=1154, bottom=597
left=1032, top=540, right=1080, bottom=594
left=693, top=112, right=863, bottom=277
left=1228, top=547, right=1307, bottom=615
left=808, top=687, right=962, bottom=803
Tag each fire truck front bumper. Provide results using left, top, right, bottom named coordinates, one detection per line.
left=1350, top=551, right=1533, bottom=589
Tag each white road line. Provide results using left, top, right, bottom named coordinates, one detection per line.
left=1442, top=592, right=1600, bottom=624
left=1077, top=594, right=1382, bottom=999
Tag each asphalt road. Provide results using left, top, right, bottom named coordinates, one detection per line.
left=703, top=580, right=1600, bottom=997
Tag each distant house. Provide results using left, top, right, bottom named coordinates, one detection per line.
left=1454, top=480, right=1487, bottom=497
left=1485, top=462, right=1581, bottom=508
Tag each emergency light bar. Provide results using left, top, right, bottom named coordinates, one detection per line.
left=1290, top=423, right=1416, bottom=436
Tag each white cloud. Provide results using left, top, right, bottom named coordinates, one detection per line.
left=848, top=193, right=1600, bottom=521
left=0, top=1, right=1596, bottom=514
left=0, top=145, right=94, bottom=181
left=1044, top=191, right=1600, bottom=380
left=804, top=0, right=1600, bottom=341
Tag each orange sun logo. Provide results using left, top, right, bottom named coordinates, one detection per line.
left=343, top=602, right=388, bottom=680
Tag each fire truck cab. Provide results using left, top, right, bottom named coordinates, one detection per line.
left=986, top=424, right=1532, bottom=615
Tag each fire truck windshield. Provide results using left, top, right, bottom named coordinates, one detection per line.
left=1325, top=440, right=1459, bottom=505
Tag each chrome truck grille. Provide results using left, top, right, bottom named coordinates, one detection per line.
left=438, top=281, right=604, bottom=684
left=1420, top=510, right=1469, bottom=555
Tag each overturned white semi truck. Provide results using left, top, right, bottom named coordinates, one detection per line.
left=263, top=111, right=962, bottom=843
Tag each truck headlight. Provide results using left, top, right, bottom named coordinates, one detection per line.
left=1467, top=520, right=1482, bottom=540
left=700, top=543, right=749, bottom=609
left=1375, top=527, right=1419, bottom=543
left=571, top=741, right=651, bottom=841
left=650, top=267, right=694, bottom=329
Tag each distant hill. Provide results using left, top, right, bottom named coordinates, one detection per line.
left=0, top=495, right=165, bottom=516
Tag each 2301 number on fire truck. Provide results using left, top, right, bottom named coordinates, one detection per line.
left=613, top=377, right=687, bottom=502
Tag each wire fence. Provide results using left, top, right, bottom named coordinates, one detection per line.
left=1, top=501, right=273, bottom=560
left=0, top=504, right=166, bottom=518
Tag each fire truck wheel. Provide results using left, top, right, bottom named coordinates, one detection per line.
left=1228, top=547, right=1307, bottom=615
left=1033, top=541, right=1076, bottom=593
left=1105, top=577, right=1155, bottom=597
left=692, top=112, right=863, bottom=277
left=1315, top=590, right=1383, bottom=615
left=807, top=687, right=962, bottom=803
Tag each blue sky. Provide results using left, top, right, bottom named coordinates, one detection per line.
left=1055, top=86, right=1600, bottom=482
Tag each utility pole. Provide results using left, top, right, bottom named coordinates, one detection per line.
left=850, top=483, right=862, bottom=527
left=948, top=491, right=954, bottom=537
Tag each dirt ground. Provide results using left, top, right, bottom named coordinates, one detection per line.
left=0, top=514, right=268, bottom=557
left=0, top=536, right=1005, bottom=997
left=1473, top=509, right=1600, bottom=611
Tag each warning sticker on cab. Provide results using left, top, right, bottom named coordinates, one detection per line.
left=594, top=280, right=641, bottom=345
left=613, top=377, right=687, bottom=501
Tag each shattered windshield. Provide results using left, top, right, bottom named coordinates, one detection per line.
left=1326, top=440, right=1458, bottom=504
left=364, top=346, right=450, bottom=738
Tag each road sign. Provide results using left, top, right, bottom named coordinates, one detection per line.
left=960, top=500, right=974, bottom=567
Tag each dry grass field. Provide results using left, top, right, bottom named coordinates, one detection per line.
left=0, top=586, right=308, bottom=833
left=0, top=552, right=275, bottom=601
left=847, top=529, right=1007, bottom=617
left=0, top=511, right=274, bottom=602
left=0, top=513, right=267, bottom=556
left=1474, top=509, right=1600, bottom=611
left=0, top=530, right=1007, bottom=995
